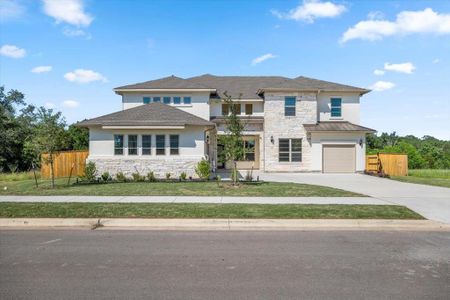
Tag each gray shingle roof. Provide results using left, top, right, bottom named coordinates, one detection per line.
left=303, top=121, right=376, bottom=133
left=114, top=75, right=213, bottom=90
left=294, top=76, right=369, bottom=93
left=76, top=103, right=214, bottom=127
left=187, top=74, right=304, bottom=99
left=114, top=74, right=369, bottom=99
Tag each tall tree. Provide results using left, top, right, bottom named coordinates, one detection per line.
left=217, top=93, right=244, bottom=184
left=27, top=107, right=68, bottom=188
left=67, top=124, right=89, bottom=150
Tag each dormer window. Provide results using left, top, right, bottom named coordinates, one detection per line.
left=331, top=98, right=342, bottom=117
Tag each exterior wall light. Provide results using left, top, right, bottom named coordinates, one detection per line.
left=270, top=136, right=274, bottom=144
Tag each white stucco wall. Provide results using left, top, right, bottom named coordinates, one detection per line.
left=310, top=132, right=366, bottom=172
left=317, top=92, right=361, bottom=124
left=121, top=92, right=211, bottom=120
left=89, top=126, right=206, bottom=158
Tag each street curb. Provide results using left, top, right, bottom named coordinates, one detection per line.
left=1, top=218, right=449, bottom=231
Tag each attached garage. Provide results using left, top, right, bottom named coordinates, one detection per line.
left=322, top=144, right=356, bottom=173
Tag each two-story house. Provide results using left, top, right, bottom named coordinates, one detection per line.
left=77, top=74, right=375, bottom=176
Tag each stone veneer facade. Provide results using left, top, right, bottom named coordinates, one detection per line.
left=87, top=157, right=202, bottom=178
left=263, top=92, right=317, bottom=172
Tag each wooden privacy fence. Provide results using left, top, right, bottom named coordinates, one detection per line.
left=41, top=150, right=89, bottom=179
left=366, top=153, right=408, bottom=176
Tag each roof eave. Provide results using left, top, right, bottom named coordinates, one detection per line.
left=114, top=88, right=217, bottom=94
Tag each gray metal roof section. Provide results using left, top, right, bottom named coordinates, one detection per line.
left=76, top=103, right=214, bottom=127
left=304, top=121, right=376, bottom=133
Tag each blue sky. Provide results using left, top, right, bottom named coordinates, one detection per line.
left=1, top=0, right=449, bottom=139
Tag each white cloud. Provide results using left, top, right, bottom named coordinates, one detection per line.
left=384, top=62, right=415, bottom=74
left=368, top=81, right=395, bottom=92
left=251, top=53, right=277, bottom=65
left=373, top=69, right=385, bottom=76
left=0, top=44, right=26, bottom=58
left=42, top=0, right=93, bottom=27
left=341, top=8, right=450, bottom=43
left=432, top=58, right=440, bottom=64
left=62, top=27, right=91, bottom=39
left=62, top=100, right=80, bottom=108
left=44, top=102, right=55, bottom=109
left=0, top=0, right=25, bottom=21
left=272, top=0, right=346, bottom=23
left=31, top=65, right=52, bottom=73
left=64, top=69, right=107, bottom=83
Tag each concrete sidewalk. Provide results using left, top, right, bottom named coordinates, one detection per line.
left=1, top=218, right=449, bottom=231
left=0, top=195, right=391, bottom=205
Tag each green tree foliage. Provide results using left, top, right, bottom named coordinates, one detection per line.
left=0, top=86, right=89, bottom=173
left=367, top=133, right=450, bottom=169
left=67, top=124, right=89, bottom=150
left=217, top=93, right=244, bottom=184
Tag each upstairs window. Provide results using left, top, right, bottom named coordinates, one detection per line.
left=183, top=97, right=191, bottom=105
left=170, top=135, right=179, bottom=155
left=143, top=97, right=150, bottom=104
left=331, top=98, right=342, bottom=117
left=245, top=104, right=253, bottom=115
left=222, top=104, right=229, bottom=116
left=284, top=97, right=296, bottom=116
left=142, top=135, right=151, bottom=155
left=173, top=96, right=181, bottom=104
left=153, top=97, right=161, bottom=103
left=232, top=104, right=241, bottom=115
left=114, top=135, right=124, bottom=155
left=279, top=138, right=302, bottom=162
left=156, top=135, right=165, bottom=155
left=163, top=97, right=171, bottom=104
left=128, top=135, right=138, bottom=155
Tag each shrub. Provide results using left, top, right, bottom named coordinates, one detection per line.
left=180, top=172, right=187, bottom=181
left=165, top=172, right=171, bottom=180
left=132, top=172, right=144, bottom=182
left=147, top=171, right=156, bottom=182
left=195, top=159, right=210, bottom=180
left=115, top=171, right=126, bottom=182
left=84, top=162, right=97, bottom=182
left=101, top=171, right=111, bottom=182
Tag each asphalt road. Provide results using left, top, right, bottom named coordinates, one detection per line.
left=1, top=230, right=449, bottom=300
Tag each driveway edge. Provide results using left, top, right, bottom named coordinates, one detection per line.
left=1, top=218, right=449, bottom=231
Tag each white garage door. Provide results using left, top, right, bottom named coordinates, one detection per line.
left=323, top=145, right=356, bottom=173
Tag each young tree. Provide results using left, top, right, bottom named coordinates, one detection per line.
left=28, top=107, right=68, bottom=188
left=217, top=93, right=244, bottom=184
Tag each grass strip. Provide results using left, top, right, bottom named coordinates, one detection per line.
left=0, top=180, right=364, bottom=197
left=0, top=203, right=424, bottom=219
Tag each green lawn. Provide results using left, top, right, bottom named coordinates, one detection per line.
left=391, top=169, right=450, bottom=188
left=0, top=177, right=364, bottom=197
left=0, top=202, right=423, bottom=219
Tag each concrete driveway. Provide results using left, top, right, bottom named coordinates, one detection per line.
left=258, top=172, right=450, bottom=224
